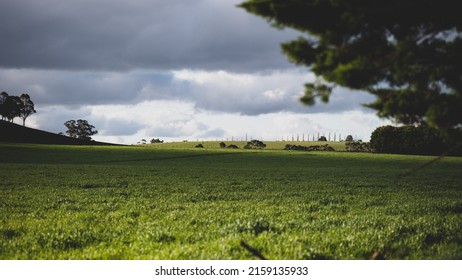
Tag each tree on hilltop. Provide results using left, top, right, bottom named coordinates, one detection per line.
left=64, top=119, right=98, bottom=140
left=0, top=92, right=21, bottom=123
left=19, top=93, right=36, bottom=126
left=1, top=92, right=37, bottom=126
left=239, top=0, right=462, bottom=140
left=0, top=92, right=9, bottom=121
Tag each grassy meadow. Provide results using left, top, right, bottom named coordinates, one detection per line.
left=0, top=143, right=461, bottom=259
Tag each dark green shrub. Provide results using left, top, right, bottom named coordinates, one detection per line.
left=243, top=139, right=266, bottom=149
left=370, top=125, right=452, bottom=155
left=284, top=144, right=335, bottom=152
left=345, top=140, right=371, bottom=152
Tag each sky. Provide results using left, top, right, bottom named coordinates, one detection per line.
left=0, top=0, right=391, bottom=144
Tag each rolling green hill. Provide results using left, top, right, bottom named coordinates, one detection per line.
left=0, top=121, right=118, bottom=146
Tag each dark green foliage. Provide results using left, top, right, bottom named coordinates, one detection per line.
left=219, top=142, right=226, bottom=148
left=226, top=144, right=239, bottom=149
left=284, top=144, right=334, bottom=152
left=370, top=125, right=458, bottom=155
left=318, top=136, right=327, bottom=141
left=195, top=143, right=204, bottom=148
left=239, top=0, right=462, bottom=135
left=0, top=92, right=20, bottom=122
left=19, top=94, right=36, bottom=126
left=243, top=139, right=266, bottom=149
left=0, top=92, right=36, bottom=126
left=345, top=140, right=371, bottom=153
left=150, top=138, right=164, bottom=144
left=64, top=119, right=98, bottom=140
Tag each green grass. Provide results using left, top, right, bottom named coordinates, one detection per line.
left=0, top=143, right=461, bottom=259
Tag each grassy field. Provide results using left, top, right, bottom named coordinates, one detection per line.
left=0, top=143, right=461, bottom=259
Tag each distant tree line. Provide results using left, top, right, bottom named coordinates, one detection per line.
left=0, top=92, right=36, bottom=126
left=284, top=144, right=335, bottom=152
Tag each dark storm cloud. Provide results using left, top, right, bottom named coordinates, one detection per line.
left=0, top=0, right=378, bottom=127
left=0, top=0, right=296, bottom=72
left=97, top=118, right=144, bottom=136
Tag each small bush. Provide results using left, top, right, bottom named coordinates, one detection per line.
left=219, top=142, right=226, bottom=148
left=226, top=144, right=239, bottom=149
left=345, top=140, right=371, bottom=152
left=318, top=136, right=327, bottom=141
left=243, top=139, right=266, bottom=149
left=195, top=143, right=204, bottom=148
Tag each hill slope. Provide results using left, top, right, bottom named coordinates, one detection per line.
left=0, top=121, right=118, bottom=145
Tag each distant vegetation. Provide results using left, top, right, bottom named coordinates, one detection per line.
left=284, top=144, right=335, bottom=152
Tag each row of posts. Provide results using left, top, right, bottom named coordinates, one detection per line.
left=215, top=133, right=355, bottom=142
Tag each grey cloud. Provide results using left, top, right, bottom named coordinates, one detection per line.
left=0, top=67, right=376, bottom=118
left=0, top=68, right=171, bottom=107
left=191, top=87, right=376, bottom=116
left=146, top=123, right=202, bottom=138
left=98, top=118, right=145, bottom=136
left=198, top=128, right=226, bottom=139
left=302, top=87, right=377, bottom=114
left=0, top=0, right=297, bottom=72
left=2, top=0, right=374, bottom=117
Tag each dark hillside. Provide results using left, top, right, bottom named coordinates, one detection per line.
left=0, top=121, right=120, bottom=145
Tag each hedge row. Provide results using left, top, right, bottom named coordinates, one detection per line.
left=370, top=125, right=460, bottom=156
left=284, top=144, right=335, bottom=152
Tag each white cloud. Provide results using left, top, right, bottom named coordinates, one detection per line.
left=172, top=69, right=310, bottom=115
left=262, top=89, right=287, bottom=101
left=173, top=70, right=256, bottom=86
